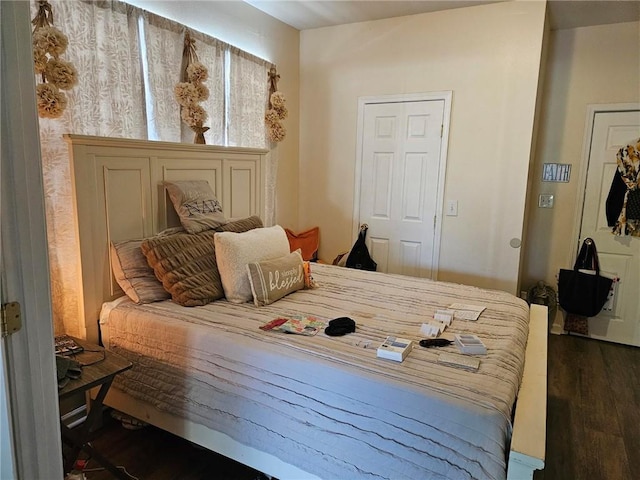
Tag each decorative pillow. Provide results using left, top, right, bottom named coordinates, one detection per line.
left=164, top=180, right=227, bottom=234
left=141, top=216, right=263, bottom=306
left=110, top=240, right=170, bottom=304
left=247, top=250, right=305, bottom=306
left=214, top=225, right=290, bottom=304
left=284, top=226, right=319, bottom=261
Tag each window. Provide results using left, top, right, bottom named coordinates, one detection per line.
left=139, top=7, right=270, bottom=147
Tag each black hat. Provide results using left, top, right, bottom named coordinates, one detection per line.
left=324, top=317, right=356, bottom=336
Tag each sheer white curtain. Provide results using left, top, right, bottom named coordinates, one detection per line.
left=139, top=12, right=182, bottom=142
left=36, top=0, right=145, bottom=335
left=228, top=47, right=275, bottom=223
left=228, top=47, right=269, bottom=149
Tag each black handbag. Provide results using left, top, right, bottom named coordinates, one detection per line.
left=346, top=224, right=377, bottom=271
left=558, top=238, right=613, bottom=317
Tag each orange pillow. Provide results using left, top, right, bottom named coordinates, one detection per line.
left=284, top=227, right=319, bottom=261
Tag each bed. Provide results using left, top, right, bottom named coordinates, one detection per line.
left=66, top=134, right=546, bottom=479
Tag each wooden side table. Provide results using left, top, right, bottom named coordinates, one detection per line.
left=58, top=337, right=132, bottom=479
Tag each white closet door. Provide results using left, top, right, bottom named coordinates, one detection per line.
left=358, top=100, right=445, bottom=277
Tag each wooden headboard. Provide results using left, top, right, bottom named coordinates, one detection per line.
left=65, top=134, right=268, bottom=342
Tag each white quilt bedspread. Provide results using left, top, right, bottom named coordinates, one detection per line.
left=102, top=264, right=529, bottom=480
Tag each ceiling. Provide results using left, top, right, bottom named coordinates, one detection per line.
left=244, top=0, right=640, bottom=31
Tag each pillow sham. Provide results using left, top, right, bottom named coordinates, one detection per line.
left=247, top=249, right=305, bottom=306
left=110, top=239, right=170, bottom=304
left=164, top=180, right=227, bottom=234
left=214, top=225, right=290, bottom=304
left=141, top=216, right=263, bottom=306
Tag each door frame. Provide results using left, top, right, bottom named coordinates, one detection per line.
left=1, top=2, right=63, bottom=478
left=571, top=103, right=640, bottom=264
left=353, top=91, right=452, bottom=279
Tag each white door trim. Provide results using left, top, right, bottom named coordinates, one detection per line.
left=353, top=91, right=452, bottom=279
left=571, top=103, right=640, bottom=264
left=1, top=2, right=63, bottom=478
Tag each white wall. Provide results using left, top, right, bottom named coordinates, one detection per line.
left=121, top=0, right=300, bottom=228
left=299, top=1, right=546, bottom=294
left=522, top=21, right=640, bottom=295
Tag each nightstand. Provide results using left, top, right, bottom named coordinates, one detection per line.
left=58, top=337, right=132, bottom=479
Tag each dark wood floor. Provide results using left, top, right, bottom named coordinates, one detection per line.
left=77, top=334, right=639, bottom=479
left=534, top=334, right=639, bottom=480
left=75, top=417, right=260, bottom=480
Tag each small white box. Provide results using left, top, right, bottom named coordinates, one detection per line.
left=377, top=336, right=413, bottom=362
left=434, top=309, right=454, bottom=324
left=454, top=334, right=487, bottom=355
left=420, top=322, right=445, bottom=338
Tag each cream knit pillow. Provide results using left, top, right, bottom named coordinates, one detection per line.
left=214, top=226, right=290, bottom=303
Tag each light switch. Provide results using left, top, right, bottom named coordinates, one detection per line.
left=446, top=200, right=458, bottom=216
left=538, top=194, right=554, bottom=208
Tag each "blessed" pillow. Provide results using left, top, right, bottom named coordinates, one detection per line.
left=246, top=250, right=305, bottom=306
